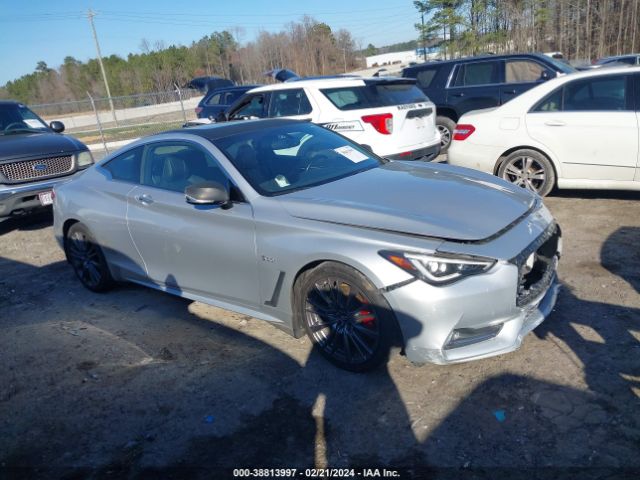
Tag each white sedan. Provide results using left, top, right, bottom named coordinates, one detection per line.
left=448, top=66, right=640, bottom=196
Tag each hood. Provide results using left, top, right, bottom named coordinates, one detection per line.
left=279, top=162, right=536, bottom=242
left=0, top=132, right=86, bottom=162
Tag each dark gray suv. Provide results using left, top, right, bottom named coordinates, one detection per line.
left=0, top=101, right=93, bottom=222
left=402, top=53, right=576, bottom=152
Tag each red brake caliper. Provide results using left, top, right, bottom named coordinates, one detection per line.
left=357, top=309, right=376, bottom=327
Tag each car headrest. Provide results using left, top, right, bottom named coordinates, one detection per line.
left=163, top=155, right=188, bottom=181
left=235, top=144, right=259, bottom=170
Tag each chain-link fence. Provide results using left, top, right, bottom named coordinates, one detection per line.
left=32, top=88, right=203, bottom=159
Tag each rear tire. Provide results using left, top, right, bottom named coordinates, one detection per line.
left=498, top=149, right=556, bottom=197
left=294, top=262, right=399, bottom=372
left=436, top=116, right=456, bottom=153
left=65, top=223, right=114, bottom=292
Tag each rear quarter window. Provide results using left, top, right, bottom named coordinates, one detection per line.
left=320, top=83, right=427, bottom=111
left=416, top=69, right=438, bottom=88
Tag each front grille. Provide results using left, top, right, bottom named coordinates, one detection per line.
left=0, top=156, right=74, bottom=183
left=512, top=223, right=561, bottom=307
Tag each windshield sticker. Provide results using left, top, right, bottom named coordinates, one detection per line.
left=24, top=119, right=46, bottom=129
left=334, top=146, right=369, bottom=163
left=322, top=121, right=364, bottom=132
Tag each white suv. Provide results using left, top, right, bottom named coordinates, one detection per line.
left=224, top=77, right=441, bottom=161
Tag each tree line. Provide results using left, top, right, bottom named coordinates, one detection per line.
left=415, top=0, right=640, bottom=61
left=0, top=17, right=358, bottom=105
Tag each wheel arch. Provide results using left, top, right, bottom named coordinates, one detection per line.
left=62, top=218, right=80, bottom=253
left=494, top=145, right=561, bottom=180
left=435, top=107, right=459, bottom=123
left=289, top=257, right=402, bottom=342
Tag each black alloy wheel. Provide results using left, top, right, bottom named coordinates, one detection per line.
left=296, top=262, right=398, bottom=372
left=65, top=223, right=113, bottom=292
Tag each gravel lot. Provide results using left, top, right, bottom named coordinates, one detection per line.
left=1, top=189, right=639, bottom=479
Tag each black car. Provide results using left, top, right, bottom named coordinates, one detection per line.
left=402, top=53, right=576, bottom=151
left=0, top=101, right=93, bottom=222
left=195, top=85, right=261, bottom=120
left=186, top=76, right=234, bottom=94
left=576, top=53, right=640, bottom=70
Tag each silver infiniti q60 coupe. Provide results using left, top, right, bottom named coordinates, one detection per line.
left=53, top=119, right=561, bottom=372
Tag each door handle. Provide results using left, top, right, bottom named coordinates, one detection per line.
left=503, top=89, right=517, bottom=94
left=135, top=193, right=154, bottom=205
left=452, top=92, right=465, bottom=97
left=544, top=120, right=566, bottom=127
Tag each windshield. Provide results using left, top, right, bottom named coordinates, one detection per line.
left=0, top=103, right=49, bottom=135
left=213, top=122, right=381, bottom=196
left=320, top=82, right=428, bottom=111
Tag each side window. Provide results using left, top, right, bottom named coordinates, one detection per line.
left=205, top=93, right=222, bottom=106
left=231, top=95, right=266, bottom=119
left=505, top=60, right=546, bottom=83
left=564, top=75, right=628, bottom=111
left=416, top=69, right=437, bottom=88
left=142, top=142, right=228, bottom=193
left=616, top=57, right=636, bottom=65
left=103, top=146, right=143, bottom=183
left=452, top=61, right=499, bottom=87
left=532, top=88, right=563, bottom=112
left=268, top=89, right=312, bottom=117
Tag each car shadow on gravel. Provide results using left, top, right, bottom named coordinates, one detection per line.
left=1, top=226, right=640, bottom=479
left=548, top=189, right=640, bottom=201
left=0, top=210, right=52, bottom=236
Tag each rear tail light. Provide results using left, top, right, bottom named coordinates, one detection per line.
left=361, top=113, right=393, bottom=134
left=195, top=107, right=203, bottom=115
left=452, top=124, right=475, bottom=141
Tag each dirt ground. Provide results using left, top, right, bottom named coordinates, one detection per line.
left=0, top=189, right=639, bottom=479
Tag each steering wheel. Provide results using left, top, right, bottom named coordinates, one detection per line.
left=300, top=152, right=331, bottom=173
left=4, top=122, right=27, bottom=132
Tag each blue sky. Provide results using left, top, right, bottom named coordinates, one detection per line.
left=0, top=0, right=419, bottom=85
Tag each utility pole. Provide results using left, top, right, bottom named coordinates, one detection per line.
left=421, top=12, right=427, bottom=62
left=87, top=9, right=117, bottom=126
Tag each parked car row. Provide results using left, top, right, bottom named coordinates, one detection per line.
left=402, top=53, right=577, bottom=152
left=4, top=53, right=639, bottom=373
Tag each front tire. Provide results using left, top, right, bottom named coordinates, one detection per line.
left=65, top=223, right=114, bottom=292
left=294, top=262, right=399, bottom=372
left=436, top=116, right=456, bottom=153
left=498, top=149, right=556, bottom=197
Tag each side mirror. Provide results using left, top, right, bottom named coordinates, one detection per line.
left=215, top=111, right=227, bottom=123
left=185, top=181, right=231, bottom=208
left=50, top=121, right=65, bottom=133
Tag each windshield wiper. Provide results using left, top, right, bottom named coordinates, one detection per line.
left=1, top=128, right=45, bottom=135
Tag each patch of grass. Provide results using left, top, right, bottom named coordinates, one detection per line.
left=72, top=121, right=184, bottom=144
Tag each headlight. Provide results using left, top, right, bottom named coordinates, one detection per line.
left=379, top=250, right=496, bottom=286
left=76, top=151, right=94, bottom=168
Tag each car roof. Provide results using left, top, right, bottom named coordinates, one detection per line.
left=405, top=52, right=550, bottom=69
left=248, top=76, right=413, bottom=92
left=204, top=84, right=260, bottom=95
left=482, top=65, right=640, bottom=114
left=161, top=118, right=306, bottom=141
left=564, top=65, right=640, bottom=78
left=0, top=100, right=21, bottom=106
